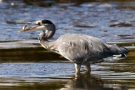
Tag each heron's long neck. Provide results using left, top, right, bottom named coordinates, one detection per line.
left=39, top=29, right=55, bottom=40
left=39, top=24, right=56, bottom=40
left=38, top=30, right=55, bottom=49
left=38, top=23, right=56, bottom=49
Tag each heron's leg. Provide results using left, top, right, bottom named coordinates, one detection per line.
left=74, top=63, right=81, bottom=75
left=85, top=64, right=91, bottom=72
left=74, top=63, right=81, bottom=78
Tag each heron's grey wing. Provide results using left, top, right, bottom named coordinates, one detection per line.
left=57, top=34, right=112, bottom=64
left=57, top=40, right=88, bottom=63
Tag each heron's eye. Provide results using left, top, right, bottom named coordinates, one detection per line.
left=35, top=21, right=42, bottom=26
left=39, top=22, right=42, bottom=25
left=37, top=22, right=41, bottom=25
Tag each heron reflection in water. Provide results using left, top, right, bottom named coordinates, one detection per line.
left=19, top=19, right=128, bottom=76
left=61, top=73, right=128, bottom=90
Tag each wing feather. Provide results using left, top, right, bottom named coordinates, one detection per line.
left=57, top=34, right=111, bottom=63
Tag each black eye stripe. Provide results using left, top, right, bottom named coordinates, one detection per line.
left=38, top=22, right=41, bottom=25
left=42, top=20, right=53, bottom=24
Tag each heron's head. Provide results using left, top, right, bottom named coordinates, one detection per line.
left=19, top=19, right=56, bottom=39
left=19, top=20, right=55, bottom=32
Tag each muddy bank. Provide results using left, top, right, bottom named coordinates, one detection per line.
left=0, top=47, right=65, bottom=62
left=0, top=41, right=134, bottom=62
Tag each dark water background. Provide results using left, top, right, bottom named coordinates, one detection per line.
left=0, top=0, right=135, bottom=90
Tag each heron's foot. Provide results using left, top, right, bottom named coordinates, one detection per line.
left=85, top=64, right=91, bottom=72
left=75, top=72, right=81, bottom=79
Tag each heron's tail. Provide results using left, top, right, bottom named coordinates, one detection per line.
left=119, top=46, right=129, bottom=54
left=105, top=45, right=129, bottom=60
left=109, top=45, right=129, bottom=55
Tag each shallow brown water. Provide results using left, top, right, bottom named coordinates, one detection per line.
left=0, top=0, right=135, bottom=90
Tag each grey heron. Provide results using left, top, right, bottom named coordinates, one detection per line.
left=19, top=19, right=128, bottom=75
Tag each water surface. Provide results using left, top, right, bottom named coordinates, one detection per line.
left=0, top=0, right=135, bottom=90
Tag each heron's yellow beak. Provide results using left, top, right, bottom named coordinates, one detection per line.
left=19, top=25, right=39, bottom=32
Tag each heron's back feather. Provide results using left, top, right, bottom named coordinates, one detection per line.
left=57, top=34, right=114, bottom=64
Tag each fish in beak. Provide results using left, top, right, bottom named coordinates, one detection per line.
left=19, top=24, right=45, bottom=32
left=19, top=25, right=39, bottom=32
